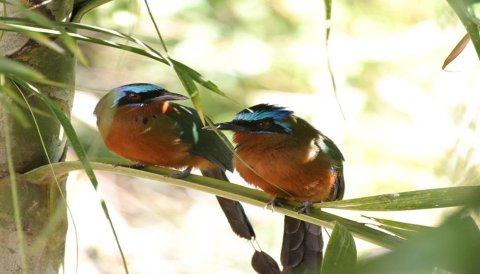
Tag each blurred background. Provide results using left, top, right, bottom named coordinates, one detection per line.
left=66, top=0, right=480, bottom=273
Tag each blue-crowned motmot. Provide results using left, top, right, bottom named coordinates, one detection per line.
left=94, top=84, right=280, bottom=273
left=211, top=104, right=345, bottom=274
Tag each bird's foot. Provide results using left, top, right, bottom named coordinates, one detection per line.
left=264, top=197, right=285, bottom=212
left=296, top=200, right=313, bottom=214
left=171, top=167, right=192, bottom=179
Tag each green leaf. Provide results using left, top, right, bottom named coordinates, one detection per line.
left=375, top=225, right=416, bottom=239
left=171, top=60, right=226, bottom=96
left=0, top=18, right=226, bottom=97
left=1, top=3, right=90, bottom=64
left=446, top=0, right=480, bottom=60
left=24, top=159, right=404, bottom=250
left=13, top=80, right=130, bottom=274
left=363, top=216, right=432, bottom=239
left=0, top=57, right=65, bottom=86
left=321, top=222, right=357, bottom=274
left=173, top=64, right=205, bottom=123
left=0, top=81, right=30, bottom=128
left=0, top=57, right=46, bottom=81
left=317, top=186, right=480, bottom=211
left=72, top=0, right=113, bottom=23
left=324, top=0, right=332, bottom=41
left=364, top=217, right=434, bottom=239
left=323, top=0, right=345, bottom=119
left=354, top=215, right=480, bottom=274
left=364, top=216, right=432, bottom=232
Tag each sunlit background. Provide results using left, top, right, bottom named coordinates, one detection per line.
left=66, top=0, right=480, bottom=273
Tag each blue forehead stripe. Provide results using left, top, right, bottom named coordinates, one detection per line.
left=234, top=108, right=293, bottom=122
left=234, top=105, right=294, bottom=133
left=113, top=83, right=164, bottom=94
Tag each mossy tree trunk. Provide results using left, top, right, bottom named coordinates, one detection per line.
left=0, top=1, right=103, bottom=273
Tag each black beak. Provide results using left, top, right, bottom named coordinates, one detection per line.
left=203, top=122, right=244, bottom=131
left=154, top=90, right=189, bottom=102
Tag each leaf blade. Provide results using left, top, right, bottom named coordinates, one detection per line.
left=321, top=222, right=357, bottom=274
left=317, top=186, right=480, bottom=211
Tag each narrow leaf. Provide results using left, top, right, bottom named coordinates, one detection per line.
left=13, top=80, right=130, bottom=274
left=321, top=222, right=357, bottom=274
left=363, top=216, right=432, bottom=232
left=0, top=83, right=30, bottom=127
left=0, top=18, right=226, bottom=97
left=375, top=225, right=416, bottom=239
left=72, top=0, right=112, bottom=23
left=354, top=215, right=480, bottom=274
left=173, top=64, right=205, bottom=123
left=446, top=0, right=480, bottom=60
left=24, top=160, right=404, bottom=250
left=443, top=33, right=471, bottom=69
left=317, top=186, right=480, bottom=211
left=0, top=57, right=46, bottom=81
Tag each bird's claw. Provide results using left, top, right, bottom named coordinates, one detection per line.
left=264, top=197, right=285, bottom=212
left=296, top=200, right=313, bottom=214
left=171, top=167, right=192, bottom=179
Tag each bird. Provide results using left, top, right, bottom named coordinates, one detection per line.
left=210, top=103, right=345, bottom=274
left=94, top=83, right=280, bottom=273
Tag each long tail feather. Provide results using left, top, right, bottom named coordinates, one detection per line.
left=201, top=167, right=281, bottom=274
left=201, top=167, right=255, bottom=239
left=281, top=216, right=323, bottom=274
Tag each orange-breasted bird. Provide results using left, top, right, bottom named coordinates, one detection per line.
left=211, top=104, right=345, bottom=273
left=94, top=84, right=281, bottom=272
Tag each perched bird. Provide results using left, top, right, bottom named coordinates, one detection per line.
left=94, top=84, right=280, bottom=272
left=211, top=104, right=345, bottom=274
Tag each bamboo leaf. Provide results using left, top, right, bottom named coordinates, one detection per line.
left=446, top=0, right=480, bottom=60
left=375, top=225, right=415, bottom=239
left=363, top=216, right=432, bottom=232
left=324, top=0, right=332, bottom=41
left=443, top=33, right=471, bottom=69
left=354, top=215, right=480, bottom=274
left=13, top=80, right=130, bottom=274
left=321, top=222, right=357, bottom=274
left=72, top=0, right=113, bottom=23
left=6, top=3, right=89, bottom=63
left=171, top=60, right=226, bottom=96
left=173, top=64, right=205, bottom=123
left=0, top=81, right=30, bottom=127
left=317, top=186, right=480, bottom=211
left=24, top=159, right=404, bottom=250
left=0, top=57, right=65, bottom=86
left=0, top=18, right=226, bottom=97
left=0, top=57, right=46, bottom=81
left=323, top=0, right=345, bottom=119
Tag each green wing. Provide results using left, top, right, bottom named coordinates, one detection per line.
left=167, top=104, right=234, bottom=172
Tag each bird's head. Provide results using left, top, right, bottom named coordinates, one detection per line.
left=110, top=83, right=188, bottom=108
left=210, top=104, right=294, bottom=134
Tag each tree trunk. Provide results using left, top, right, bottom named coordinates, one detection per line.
left=0, top=1, right=75, bottom=273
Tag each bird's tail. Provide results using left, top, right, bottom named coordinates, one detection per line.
left=201, top=167, right=255, bottom=240
left=281, top=216, right=323, bottom=274
left=201, top=167, right=281, bottom=274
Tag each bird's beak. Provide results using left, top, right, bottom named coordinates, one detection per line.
left=155, top=90, right=189, bottom=102
left=203, top=122, right=245, bottom=131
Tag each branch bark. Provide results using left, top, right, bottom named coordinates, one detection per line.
left=0, top=1, right=74, bottom=273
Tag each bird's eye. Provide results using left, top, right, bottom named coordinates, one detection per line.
left=258, top=121, right=271, bottom=129
left=127, top=92, right=141, bottom=100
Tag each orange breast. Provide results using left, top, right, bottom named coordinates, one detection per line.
left=233, top=133, right=336, bottom=202
left=98, top=107, right=209, bottom=169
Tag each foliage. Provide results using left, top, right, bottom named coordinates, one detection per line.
left=1, top=0, right=480, bottom=273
